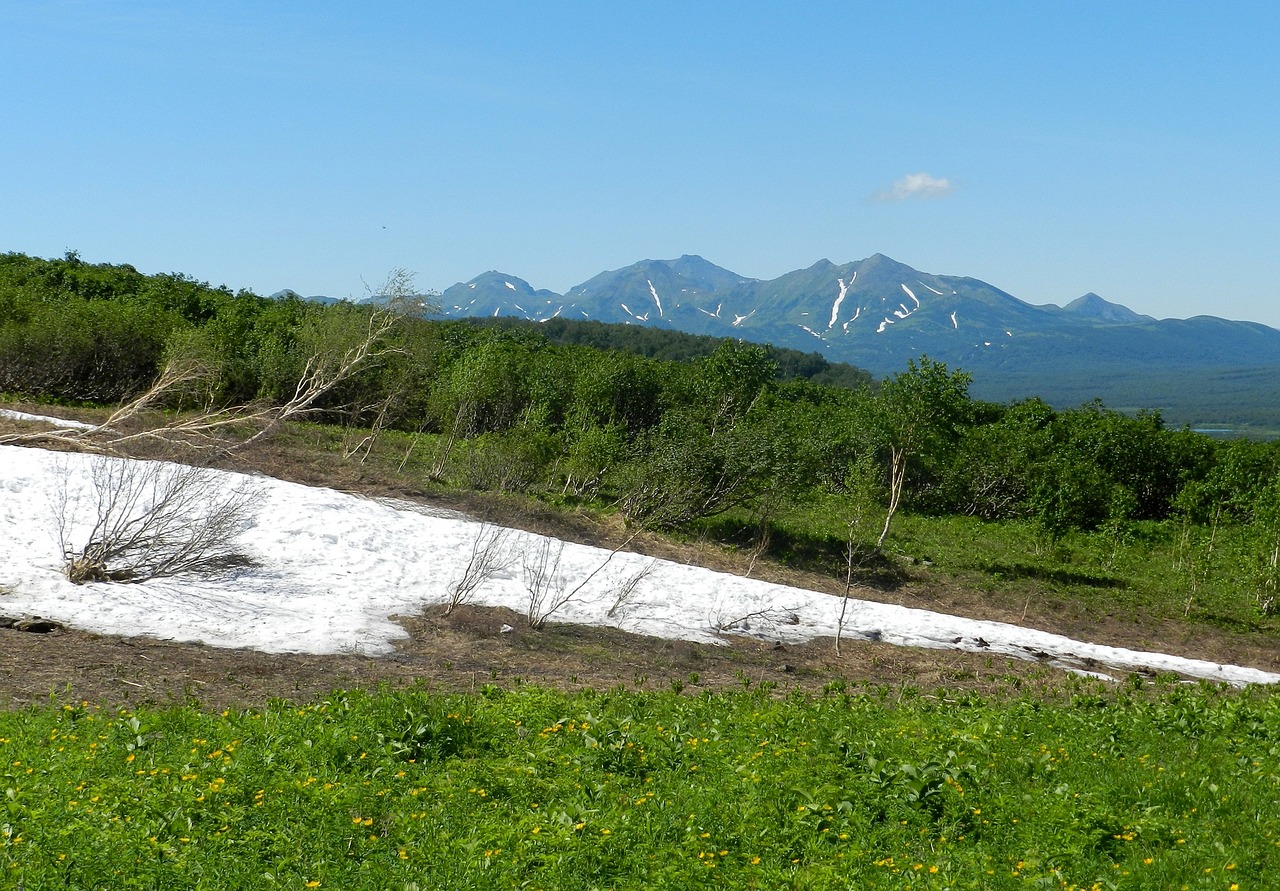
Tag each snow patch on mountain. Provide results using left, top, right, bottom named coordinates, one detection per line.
left=829, top=274, right=855, bottom=330
left=647, top=280, right=664, bottom=317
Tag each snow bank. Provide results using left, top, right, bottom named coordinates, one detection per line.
left=1, top=444, right=1276, bottom=687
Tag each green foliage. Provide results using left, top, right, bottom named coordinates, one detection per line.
left=2, top=684, right=1278, bottom=889
left=0, top=289, right=183, bottom=401
left=468, top=315, right=875, bottom=389
left=947, top=397, right=1055, bottom=519
left=614, top=408, right=770, bottom=528
left=873, top=357, right=974, bottom=505
left=561, top=421, right=628, bottom=498
left=11, top=250, right=1280, bottom=620
left=1249, top=476, right=1280, bottom=615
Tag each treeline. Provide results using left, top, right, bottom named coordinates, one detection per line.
left=4, top=251, right=1280, bottom=565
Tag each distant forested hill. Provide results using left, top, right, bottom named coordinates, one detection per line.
left=463, top=316, right=874, bottom=390
left=434, top=254, right=1280, bottom=432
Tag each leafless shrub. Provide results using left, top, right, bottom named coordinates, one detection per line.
left=710, top=601, right=799, bottom=636
left=520, top=529, right=649, bottom=629
left=1, top=306, right=402, bottom=459
left=522, top=537, right=570, bottom=630
left=835, top=521, right=859, bottom=657
left=443, top=522, right=513, bottom=616
left=342, top=392, right=398, bottom=464
left=606, top=558, right=658, bottom=618
left=51, top=456, right=262, bottom=584
left=877, top=446, right=906, bottom=549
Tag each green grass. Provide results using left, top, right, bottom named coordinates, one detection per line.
left=700, top=490, right=1280, bottom=636
left=889, top=513, right=1278, bottom=632
left=3, top=683, right=1278, bottom=889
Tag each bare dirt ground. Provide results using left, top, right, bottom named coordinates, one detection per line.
left=3, top=405, right=1279, bottom=711
left=1, top=605, right=1083, bottom=712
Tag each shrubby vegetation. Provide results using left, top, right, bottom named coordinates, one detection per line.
left=4, top=251, right=1280, bottom=619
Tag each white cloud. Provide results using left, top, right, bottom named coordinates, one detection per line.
left=873, top=172, right=955, bottom=202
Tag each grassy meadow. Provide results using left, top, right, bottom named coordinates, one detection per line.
left=2, top=682, right=1279, bottom=890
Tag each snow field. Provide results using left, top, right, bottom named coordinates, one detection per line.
left=1, top=440, right=1277, bottom=687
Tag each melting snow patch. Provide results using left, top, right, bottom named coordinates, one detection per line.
left=646, top=280, right=664, bottom=317
left=900, top=284, right=920, bottom=307
left=950, top=312, right=958, bottom=329
left=1, top=445, right=1276, bottom=686
left=504, top=282, right=516, bottom=291
left=918, top=280, right=946, bottom=296
left=829, top=275, right=854, bottom=330
left=877, top=318, right=893, bottom=333
left=0, top=410, right=95, bottom=431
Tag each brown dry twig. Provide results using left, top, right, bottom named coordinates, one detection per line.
left=0, top=309, right=401, bottom=458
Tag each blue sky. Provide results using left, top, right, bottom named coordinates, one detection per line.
left=4, top=1, right=1280, bottom=327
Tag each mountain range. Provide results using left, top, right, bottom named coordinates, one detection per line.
left=285, top=254, right=1280, bottom=430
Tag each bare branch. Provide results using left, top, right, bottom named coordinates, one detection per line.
left=522, top=537, right=569, bottom=630
left=606, top=558, right=658, bottom=619
left=443, top=522, right=513, bottom=616
left=1, top=307, right=403, bottom=458
left=51, top=456, right=262, bottom=584
left=710, top=602, right=799, bottom=636
left=877, top=447, right=906, bottom=550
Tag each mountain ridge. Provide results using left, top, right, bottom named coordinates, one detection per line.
left=281, top=253, right=1280, bottom=427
